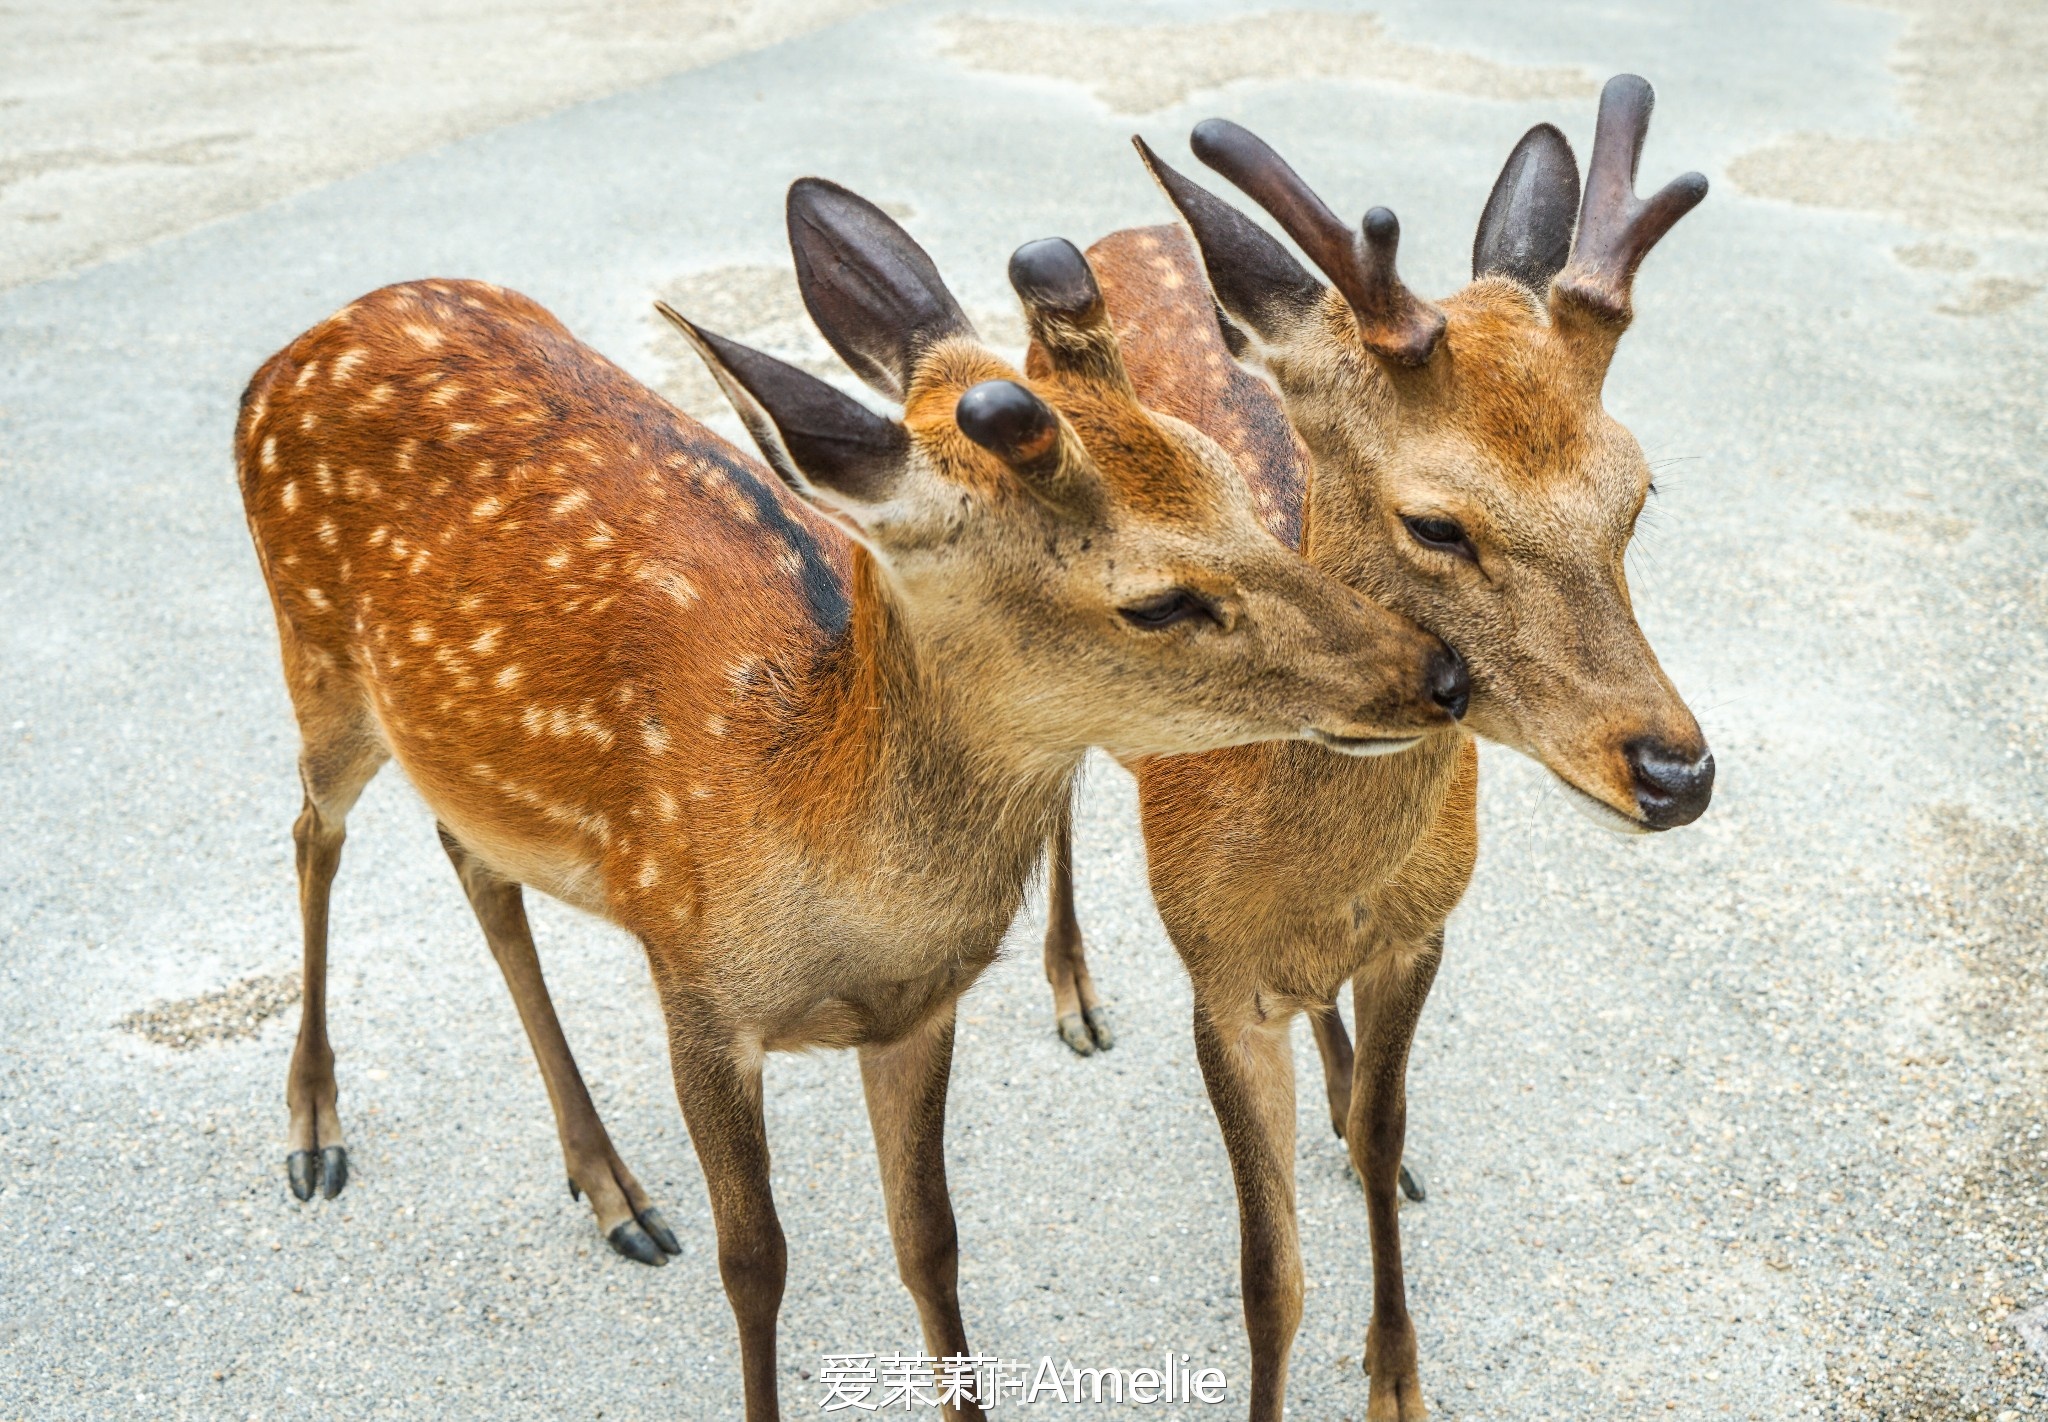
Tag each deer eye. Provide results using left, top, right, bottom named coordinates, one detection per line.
left=1403, top=515, right=1477, bottom=563
left=1118, top=589, right=1218, bottom=630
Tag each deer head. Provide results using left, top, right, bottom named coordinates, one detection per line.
left=659, top=179, right=1466, bottom=764
left=1140, top=74, right=1713, bottom=830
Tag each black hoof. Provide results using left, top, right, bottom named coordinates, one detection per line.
left=568, top=1177, right=582, bottom=1202
left=607, top=1218, right=669, bottom=1266
left=287, top=1150, right=318, bottom=1202
left=1081, top=1006, right=1114, bottom=1051
left=1056, top=1013, right=1096, bottom=1057
left=638, top=1207, right=682, bottom=1256
left=1399, top=1162, right=1426, bottom=1203
left=319, top=1146, right=349, bottom=1199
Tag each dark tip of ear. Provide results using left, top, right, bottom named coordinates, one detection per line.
left=956, top=379, right=1059, bottom=469
left=1008, top=238, right=1104, bottom=320
left=659, top=300, right=907, bottom=504
left=1473, top=122, right=1581, bottom=291
left=785, top=176, right=973, bottom=401
left=1134, top=128, right=1322, bottom=343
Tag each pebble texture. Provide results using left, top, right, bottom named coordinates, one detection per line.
left=1, top=1, right=2044, bottom=1418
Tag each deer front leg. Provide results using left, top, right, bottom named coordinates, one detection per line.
left=1043, top=797, right=1112, bottom=1055
left=1348, top=934, right=1444, bottom=1422
left=1309, top=1001, right=1355, bottom=1139
left=860, top=1005, right=985, bottom=1422
left=658, top=985, right=786, bottom=1422
left=438, top=827, right=679, bottom=1266
left=1191, top=997, right=1300, bottom=1422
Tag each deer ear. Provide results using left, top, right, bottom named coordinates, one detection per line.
left=1134, top=134, right=1325, bottom=343
left=658, top=302, right=908, bottom=515
left=786, top=178, right=976, bottom=402
left=1473, top=123, right=1580, bottom=292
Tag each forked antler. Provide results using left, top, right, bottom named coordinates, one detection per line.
left=1190, top=118, right=1445, bottom=367
left=1553, top=74, right=1708, bottom=322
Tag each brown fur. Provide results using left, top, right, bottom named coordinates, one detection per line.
left=238, top=270, right=1458, bottom=1419
left=1041, top=221, right=1707, bottom=1420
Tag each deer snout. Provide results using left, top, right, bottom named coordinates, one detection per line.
left=1626, top=739, right=1715, bottom=829
left=1427, top=644, right=1470, bottom=720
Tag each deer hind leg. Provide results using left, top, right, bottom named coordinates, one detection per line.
left=1348, top=934, right=1444, bottom=1422
left=861, top=1005, right=984, bottom=1422
left=1315, top=996, right=1427, bottom=1203
left=283, top=691, right=387, bottom=1202
left=1310, top=1000, right=1356, bottom=1139
left=1190, top=995, right=1301, bottom=1422
left=1042, top=797, right=1112, bottom=1055
left=437, top=826, right=680, bottom=1266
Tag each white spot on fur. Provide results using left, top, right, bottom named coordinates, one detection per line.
left=404, top=322, right=444, bottom=349
left=470, top=627, right=502, bottom=655
left=259, top=436, right=278, bottom=473
left=410, top=623, right=434, bottom=645
left=637, top=859, right=660, bottom=889
left=330, top=349, right=366, bottom=383
left=494, top=664, right=523, bottom=689
left=472, top=496, right=503, bottom=520
left=552, top=489, right=591, bottom=518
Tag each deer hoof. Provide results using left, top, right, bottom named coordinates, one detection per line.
left=287, top=1150, right=318, bottom=1202
left=637, top=1207, right=682, bottom=1256
left=319, top=1146, right=349, bottom=1199
left=1056, top=1013, right=1096, bottom=1056
left=1081, top=1006, right=1115, bottom=1051
left=607, top=1217, right=671, bottom=1266
left=1398, top=1162, right=1426, bottom=1203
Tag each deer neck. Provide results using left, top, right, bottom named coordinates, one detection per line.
left=762, top=547, right=1079, bottom=904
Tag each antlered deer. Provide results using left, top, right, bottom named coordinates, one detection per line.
left=236, top=179, right=1467, bottom=1419
left=1035, top=77, right=1713, bottom=1419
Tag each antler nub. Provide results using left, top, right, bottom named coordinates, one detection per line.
left=1190, top=119, right=1444, bottom=368
left=1554, top=74, right=1708, bottom=322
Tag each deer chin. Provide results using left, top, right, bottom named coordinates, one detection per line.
left=1305, top=728, right=1424, bottom=758
left=1553, top=773, right=1654, bottom=836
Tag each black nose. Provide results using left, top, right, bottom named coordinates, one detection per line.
left=1426, top=645, right=1469, bottom=720
left=1627, top=740, right=1714, bottom=829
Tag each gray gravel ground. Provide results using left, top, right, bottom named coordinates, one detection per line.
left=3, top=2, right=2046, bottom=1418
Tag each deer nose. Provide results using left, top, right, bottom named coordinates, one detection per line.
left=1426, top=644, right=1469, bottom=720
left=1627, top=740, right=1714, bottom=829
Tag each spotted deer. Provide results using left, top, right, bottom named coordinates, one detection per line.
left=236, top=178, right=1468, bottom=1418
left=1034, top=78, right=1714, bottom=1419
